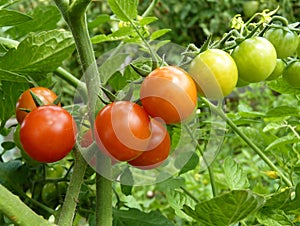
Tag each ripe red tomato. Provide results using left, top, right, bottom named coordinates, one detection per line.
left=189, top=49, right=238, bottom=99
left=94, top=101, right=151, bottom=162
left=231, top=37, right=277, bottom=83
left=140, top=66, right=197, bottom=124
left=128, top=119, right=171, bottom=170
left=16, top=87, right=60, bottom=124
left=20, top=106, right=77, bottom=163
left=282, top=61, right=300, bottom=88
left=264, top=27, right=299, bottom=58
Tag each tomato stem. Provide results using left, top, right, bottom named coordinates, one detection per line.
left=54, top=0, right=113, bottom=225
left=202, top=97, right=293, bottom=188
left=57, top=147, right=87, bottom=226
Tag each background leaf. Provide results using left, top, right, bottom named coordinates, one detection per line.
left=107, top=0, right=138, bottom=22
left=183, top=190, right=265, bottom=226
left=0, top=81, right=28, bottom=123
left=113, top=208, right=174, bottom=226
left=223, top=157, right=250, bottom=190
left=5, top=5, right=61, bottom=39
left=0, top=29, right=75, bottom=81
left=0, top=9, right=32, bottom=27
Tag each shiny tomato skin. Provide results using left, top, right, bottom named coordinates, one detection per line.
left=20, top=106, right=77, bottom=163
left=140, top=66, right=197, bottom=124
left=231, top=37, right=277, bottom=83
left=266, top=59, right=285, bottom=81
left=189, top=49, right=238, bottom=99
left=264, top=27, right=299, bottom=58
left=128, top=119, right=171, bottom=170
left=282, top=61, right=300, bottom=88
left=94, top=101, right=151, bottom=162
left=297, top=35, right=300, bottom=57
left=16, top=87, right=60, bottom=124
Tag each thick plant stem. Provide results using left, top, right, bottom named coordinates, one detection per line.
left=58, top=148, right=87, bottom=226
left=54, top=0, right=113, bottom=225
left=202, top=98, right=293, bottom=187
left=0, top=184, right=54, bottom=226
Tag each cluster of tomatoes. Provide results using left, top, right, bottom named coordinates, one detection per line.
left=15, top=25, right=299, bottom=169
left=16, top=87, right=77, bottom=163
left=92, top=66, right=198, bottom=169
left=189, top=26, right=300, bottom=100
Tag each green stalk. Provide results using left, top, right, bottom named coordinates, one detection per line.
left=54, top=1, right=113, bottom=225
left=0, top=184, right=54, bottom=226
left=57, top=147, right=87, bottom=226
left=202, top=97, right=293, bottom=187
left=184, top=125, right=218, bottom=197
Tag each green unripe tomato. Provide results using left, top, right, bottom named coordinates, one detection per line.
left=189, top=49, right=238, bottom=99
left=282, top=61, right=300, bottom=88
left=243, top=1, right=259, bottom=18
left=231, top=37, right=277, bottom=83
left=266, top=59, right=285, bottom=81
left=264, top=27, right=299, bottom=58
left=297, top=35, right=300, bottom=57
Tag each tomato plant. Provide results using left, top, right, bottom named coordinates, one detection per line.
left=15, top=87, right=60, bottom=124
left=20, top=105, right=77, bottom=163
left=231, top=37, right=277, bottom=83
left=264, top=27, right=299, bottom=58
left=282, top=61, right=300, bottom=88
left=94, top=101, right=151, bottom=162
left=128, top=118, right=171, bottom=170
left=189, top=49, right=238, bottom=99
left=140, top=66, right=197, bottom=124
left=266, top=59, right=285, bottom=81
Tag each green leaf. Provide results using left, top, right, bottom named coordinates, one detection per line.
left=0, top=160, right=28, bottom=190
left=156, top=177, right=185, bottom=191
left=178, top=152, right=199, bottom=175
left=283, top=183, right=300, bottom=215
left=0, top=9, right=32, bottom=27
left=182, top=190, right=265, bottom=226
left=268, top=78, right=300, bottom=95
left=0, top=81, right=28, bottom=123
left=166, top=189, right=195, bottom=221
left=5, top=5, right=61, bottom=39
left=265, top=134, right=299, bottom=151
left=1, top=141, right=15, bottom=150
left=120, top=167, right=133, bottom=196
left=99, top=53, right=129, bottom=84
left=139, top=17, right=158, bottom=26
left=223, top=157, right=249, bottom=190
left=88, top=14, right=111, bottom=29
left=256, top=210, right=293, bottom=226
left=0, top=30, right=75, bottom=81
left=263, top=122, right=285, bottom=132
left=0, top=69, right=28, bottom=83
left=107, top=0, right=138, bottom=22
left=113, top=208, right=174, bottom=226
left=266, top=106, right=300, bottom=118
left=150, top=29, right=171, bottom=41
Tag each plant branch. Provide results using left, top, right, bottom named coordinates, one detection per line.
left=57, top=147, right=87, bottom=226
left=0, top=184, right=55, bottom=226
left=201, top=97, right=293, bottom=187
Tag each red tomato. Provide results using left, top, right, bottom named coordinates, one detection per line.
left=128, top=119, right=171, bottom=170
left=20, top=106, right=77, bottom=163
left=140, top=66, right=197, bottom=124
left=94, top=101, right=151, bottom=162
left=16, top=87, right=60, bottom=124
